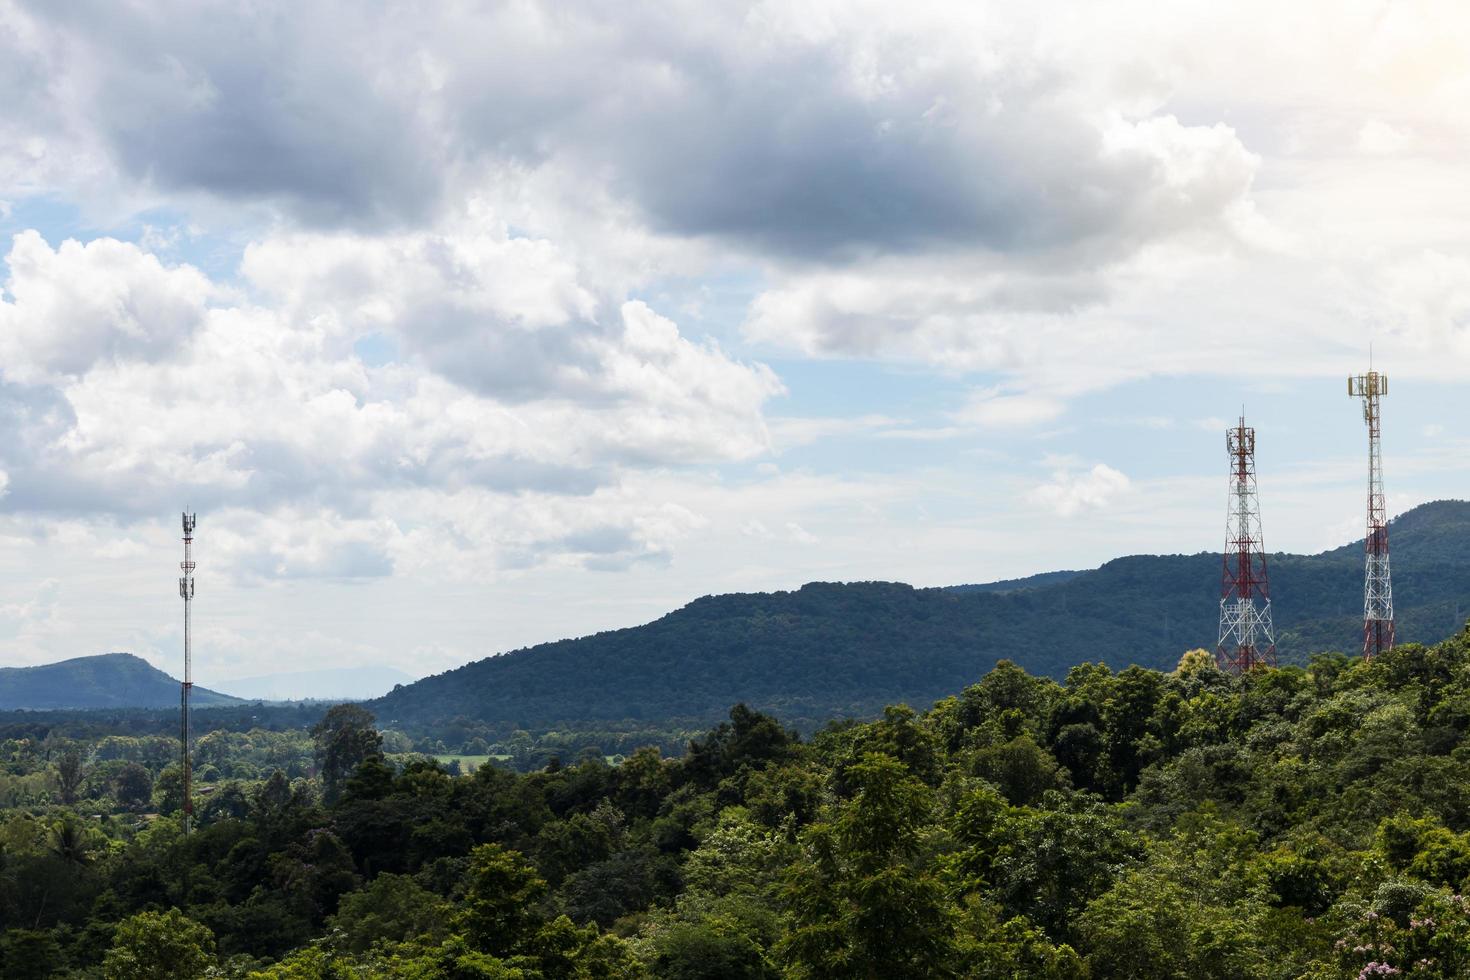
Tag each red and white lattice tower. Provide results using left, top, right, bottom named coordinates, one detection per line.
left=179, top=512, right=196, bottom=834
left=1349, top=370, right=1394, bottom=658
left=1217, top=416, right=1276, bottom=673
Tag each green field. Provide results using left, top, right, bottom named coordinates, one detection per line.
left=433, top=753, right=506, bottom=771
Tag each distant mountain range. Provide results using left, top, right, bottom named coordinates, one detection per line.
left=0, top=656, right=417, bottom=710
left=7, top=501, right=1470, bottom=728
left=370, top=499, right=1470, bottom=732
left=0, top=653, right=240, bottom=710
left=217, top=665, right=417, bottom=702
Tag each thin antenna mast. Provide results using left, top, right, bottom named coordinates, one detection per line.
left=179, top=512, right=196, bottom=833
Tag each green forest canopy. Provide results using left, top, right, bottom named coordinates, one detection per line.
left=8, top=622, right=1470, bottom=975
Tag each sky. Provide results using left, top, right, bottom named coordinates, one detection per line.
left=3, top=0, right=1470, bottom=686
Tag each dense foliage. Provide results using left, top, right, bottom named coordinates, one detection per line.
left=10, top=622, right=1470, bottom=975
left=372, top=500, right=1470, bottom=733
left=0, top=705, right=699, bottom=781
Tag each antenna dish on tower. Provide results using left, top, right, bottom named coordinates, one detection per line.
left=1217, top=415, right=1276, bottom=673
left=1348, top=368, right=1394, bottom=657
left=179, top=512, right=197, bottom=833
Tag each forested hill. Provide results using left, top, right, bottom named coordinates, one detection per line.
left=0, top=653, right=240, bottom=710
left=374, top=499, right=1470, bottom=732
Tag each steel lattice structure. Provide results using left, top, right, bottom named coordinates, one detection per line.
left=179, top=512, right=196, bottom=834
left=1217, top=416, right=1276, bottom=673
left=1349, top=371, right=1394, bottom=658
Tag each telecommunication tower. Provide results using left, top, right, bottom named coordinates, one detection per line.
left=1217, top=416, right=1276, bottom=672
left=1348, top=370, right=1394, bottom=657
left=179, top=512, right=196, bottom=834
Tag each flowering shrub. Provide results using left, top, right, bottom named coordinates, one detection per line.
left=1330, top=892, right=1470, bottom=978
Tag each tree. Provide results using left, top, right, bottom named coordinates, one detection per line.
left=200, top=780, right=251, bottom=822
left=49, top=814, right=95, bottom=867
left=154, top=765, right=186, bottom=815
left=0, top=929, right=63, bottom=980
left=253, top=769, right=294, bottom=815
left=339, top=753, right=396, bottom=803
left=966, top=734, right=1069, bottom=805
left=954, top=902, right=1084, bottom=980
left=56, top=747, right=84, bottom=805
left=113, top=762, right=152, bottom=811
left=779, top=753, right=956, bottom=979
left=684, top=705, right=796, bottom=788
left=456, top=843, right=548, bottom=957
left=1075, top=819, right=1274, bottom=979
left=269, top=829, right=360, bottom=923
left=654, top=919, right=779, bottom=980
left=326, top=873, right=449, bottom=952
left=561, top=847, right=665, bottom=926
left=312, top=704, right=384, bottom=803
left=102, top=908, right=215, bottom=980
left=950, top=788, right=1140, bottom=939
left=613, top=746, right=672, bottom=819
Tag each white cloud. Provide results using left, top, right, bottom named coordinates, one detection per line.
left=237, top=214, right=782, bottom=465
left=0, top=2, right=1259, bottom=261
left=1357, top=119, right=1410, bottom=156
left=214, top=509, right=400, bottom=581
left=767, top=414, right=898, bottom=450
left=723, top=2, right=1470, bottom=425
left=1374, top=250, right=1470, bottom=357
left=8, top=0, right=1468, bottom=432
left=953, top=389, right=1066, bottom=429
left=594, top=301, right=783, bottom=463
left=785, top=521, right=819, bottom=545
left=736, top=517, right=819, bottom=546
left=0, top=231, right=212, bottom=382
left=1030, top=463, right=1131, bottom=517
left=740, top=518, right=771, bottom=538
left=0, top=211, right=781, bottom=579
left=0, top=577, right=66, bottom=650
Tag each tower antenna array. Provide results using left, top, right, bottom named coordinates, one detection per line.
left=1217, top=415, right=1276, bottom=672
left=1348, top=369, right=1394, bottom=657
left=179, top=512, right=196, bottom=834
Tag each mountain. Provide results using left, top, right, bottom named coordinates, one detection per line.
left=372, top=500, right=1470, bottom=733
left=0, top=653, right=241, bottom=710
left=946, top=569, right=1085, bottom=593
left=217, top=665, right=417, bottom=702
